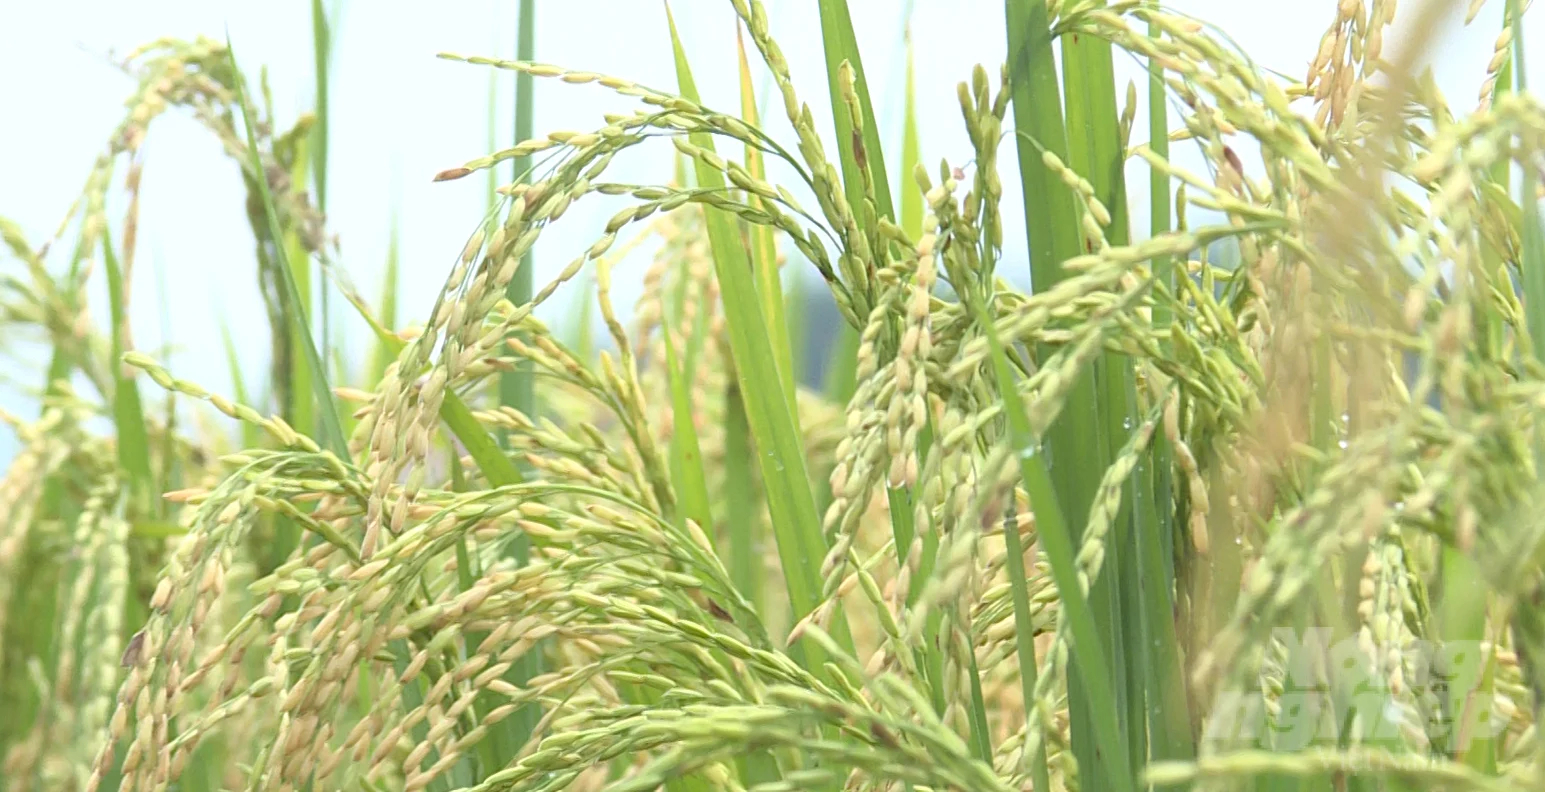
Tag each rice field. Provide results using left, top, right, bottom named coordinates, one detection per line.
left=3, top=0, right=1545, bottom=791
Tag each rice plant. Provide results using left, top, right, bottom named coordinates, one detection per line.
left=3, top=0, right=1545, bottom=790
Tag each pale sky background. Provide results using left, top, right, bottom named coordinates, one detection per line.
left=0, top=0, right=1537, bottom=465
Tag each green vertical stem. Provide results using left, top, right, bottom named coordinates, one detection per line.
left=898, top=24, right=922, bottom=240
left=725, top=386, right=760, bottom=610
left=965, top=646, right=994, bottom=765
left=1142, top=15, right=1193, bottom=774
left=286, top=217, right=314, bottom=440
left=101, top=224, right=154, bottom=513
left=1026, top=0, right=1137, bottom=784
left=1005, top=17, right=1101, bottom=776
left=369, top=215, right=401, bottom=386
left=311, top=0, right=331, bottom=376
left=487, top=35, right=500, bottom=216
left=1515, top=0, right=1545, bottom=365
left=661, top=319, right=713, bottom=534
left=1002, top=509, right=1052, bottom=792
left=975, top=293, right=1134, bottom=792
left=1004, top=0, right=1081, bottom=281
left=311, top=0, right=329, bottom=214
left=1116, top=380, right=1152, bottom=772
left=501, top=0, right=537, bottom=431
left=35, top=229, right=93, bottom=516
left=784, top=274, right=807, bottom=385
left=1479, top=43, right=1511, bottom=361
left=823, top=327, right=860, bottom=405
left=1508, top=2, right=1544, bottom=780
left=486, top=0, right=541, bottom=767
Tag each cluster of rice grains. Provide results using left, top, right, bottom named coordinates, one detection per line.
left=3, top=0, right=1545, bottom=790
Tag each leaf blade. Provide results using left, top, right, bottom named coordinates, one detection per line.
left=101, top=222, right=154, bottom=510
left=226, top=35, right=347, bottom=459
left=665, top=4, right=843, bottom=653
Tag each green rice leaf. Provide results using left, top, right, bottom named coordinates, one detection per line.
left=1005, top=1, right=1132, bottom=788
left=368, top=212, right=401, bottom=388
left=226, top=35, right=347, bottom=459
left=816, top=0, right=894, bottom=221
left=737, top=24, right=797, bottom=412
left=974, top=293, right=1135, bottom=792
left=662, top=317, right=713, bottom=534
left=100, top=222, right=154, bottom=511
left=285, top=135, right=315, bottom=440
left=665, top=3, right=846, bottom=657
